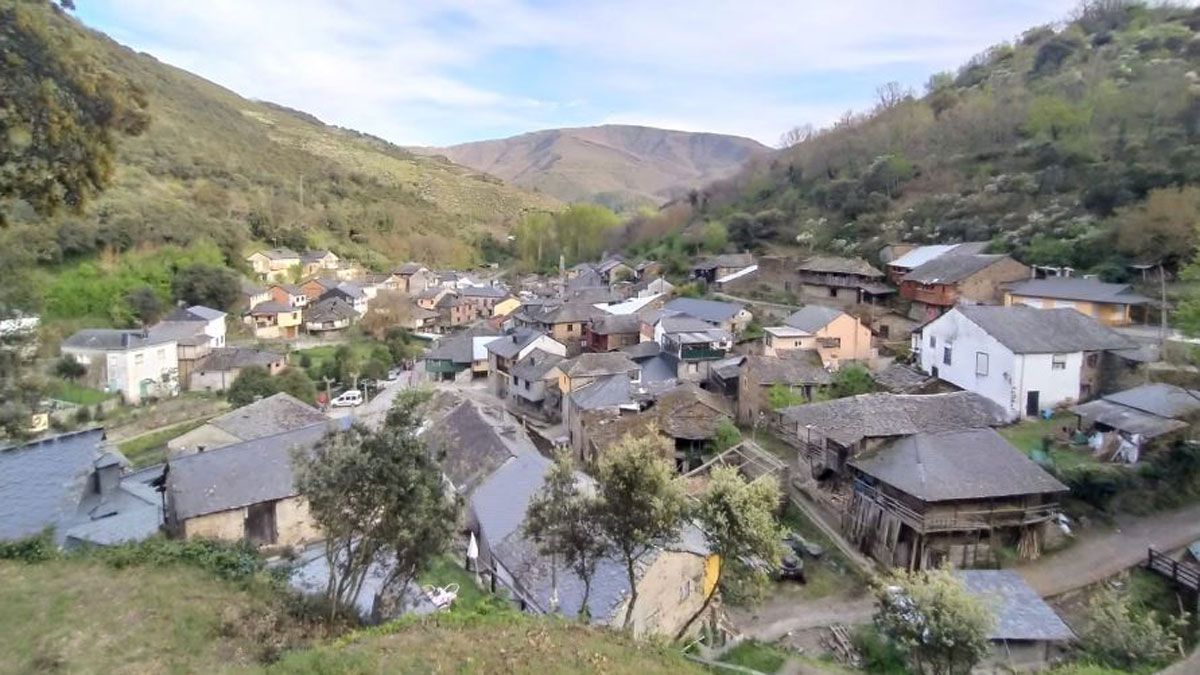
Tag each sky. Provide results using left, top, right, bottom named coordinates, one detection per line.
left=75, top=1, right=1078, bottom=148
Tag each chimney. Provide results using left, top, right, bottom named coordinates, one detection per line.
left=94, top=457, right=122, bottom=496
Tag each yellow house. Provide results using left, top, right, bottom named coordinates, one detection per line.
left=767, top=305, right=875, bottom=369
left=245, top=302, right=302, bottom=339
left=165, top=422, right=334, bottom=549
left=492, top=297, right=522, bottom=318
left=1004, top=278, right=1151, bottom=327
left=246, top=248, right=301, bottom=282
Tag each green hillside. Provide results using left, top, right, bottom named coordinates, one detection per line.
left=0, top=554, right=704, bottom=675
left=0, top=1, right=557, bottom=311
left=630, top=2, right=1200, bottom=279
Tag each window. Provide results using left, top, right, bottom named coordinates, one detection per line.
left=1052, top=354, right=1067, bottom=370
left=566, top=323, right=574, bottom=333
left=975, top=352, right=989, bottom=376
left=524, top=381, right=530, bottom=391
left=929, top=334, right=936, bottom=348
left=828, top=287, right=838, bottom=298
left=942, top=345, right=952, bottom=366
left=1085, top=353, right=1099, bottom=368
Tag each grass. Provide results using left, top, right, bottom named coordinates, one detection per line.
left=47, top=380, right=114, bottom=406
left=416, top=556, right=487, bottom=613
left=291, top=342, right=379, bottom=373
left=718, top=639, right=790, bottom=673
left=117, top=418, right=210, bottom=467
left=1000, top=413, right=1099, bottom=471
left=0, top=559, right=325, bottom=674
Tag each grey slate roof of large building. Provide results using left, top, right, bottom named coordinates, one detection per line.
left=779, top=391, right=1007, bottom=446
left=485, top=329, right=544, bottom=359
left=955, top=305, right=1135, bottom=354
left=561, top=352, right=639, bottom=378
left=902, top=254, right=1007, bottom=284
left=167, top=420, right=342, bottom=521
left=166, top=305, right=226, bottom=322
left=850, top=428, right=1067, bottom=501
left=590, top=314, right=642, bottom=335
left=63, top=328, right=175, bottom=351
left=663, top=298, right=745, bottom=323
left=743, top=351, right=832, bottom=386
left=783, top=305, right=845, bottom=333
left=797, top=256, right=883, bottom=277
left=304, top=296, right=358, bottom=323
left=420, top=401, right=536, bottom=496
left=194, top=347, right=284, bottom=372
left=1005, top=277, right=1152, bottom=305
left=206, top=392, right=328, bottom=442
left=426, top=328, right=501, bottom=363
left=956, top=570, right=1074, bottom=642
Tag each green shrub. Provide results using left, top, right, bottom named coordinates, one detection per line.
left=83, top=537, right=268, bottom=584
left=852, top=625, right=909, bottom=674
left=0, top=531, right=58, bottom=562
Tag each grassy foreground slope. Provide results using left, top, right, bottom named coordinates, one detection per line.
left=2, top=1, right=558, bottom=280
left=0, top=558, right=703, bottom=675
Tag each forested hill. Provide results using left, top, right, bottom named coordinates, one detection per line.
left=631, top=2, right=1200, bottom=279
left=0, top=1, right=557, bottom=294
left=423, top=125, right=769, bottom=211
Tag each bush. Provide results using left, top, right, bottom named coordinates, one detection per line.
left=54, top=354, right=87, bottom=381
left=86, top=537, right=268, bottom=584
left=1078, top=588, right=1185, bottom=671
left=1055, top=464, right=1135, bottom=512
left=0, top=531, right=58, bottom=562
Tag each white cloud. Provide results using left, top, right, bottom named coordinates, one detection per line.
left=81, top=0, right=1078, bottom=146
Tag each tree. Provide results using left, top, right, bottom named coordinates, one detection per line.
left=360, top=291, right=413, bottom=339
left=712, top=419, right=742, bottom=453
left=274, top=367, right=317, bottom=404
left=593, top=433, right=687, bottom=630
left=827, top=364, right=874, bottom=399
left=873, top=566, right=994, bottom=675
left=0, top=309, right=43, bottom=439
left=700, top=221, right=728, bottom=254
left=293, top=389, right=455, bottom=621
left=0, top=0, right=150, bottom=224
left=523, top=450, right=611, bottom=619
left=1078, top=587, right=1184, bottom=671
left=1115, top=186, right=1200, bottom=264
left=767, top=383, right=807, bottom=410
left=53, top=353, right=85, bottom=381
left=675, top=467, right=783, bottom=638
left=226, top=365, right=276, bottom=407
left=124, top=286, right=165, bottom=327
left=171, top=264, right=241, bottom=311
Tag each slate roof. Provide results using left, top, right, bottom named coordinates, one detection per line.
left=304, top=296, right=358, bottom=323
left=797, top=256, right=883, bottom=277
left=570, top=374, right=639, bottom=410
left=561, top=352, right=639, bottom=378
left=596, top=294, right=662, bottom=316
left=421, top=401, right=535, bottom=495
left=62, top=328, right=175, bottom=351
left=659, top=315, right=719, bottom=334
left=205, top=393, right=328, bottom=442
left=460, top=285, right=509, bottom=299
left=510, top=349, right=565, bottom=381
left=167, top=421, right=341, bottom=521
left=621, top=341, right=662, bottom=360
left=270, top=283, right=305, bottom=296
left=590, top=314, right=642, bottom=335
left=956, top=570, right=1074, bottom=642
left=1006, top=277, right=1151, bottom=305
left=663, top=298, right=745, bottom=324
left=902, top=254, right=1007, bottom=284
left=329, top=282, right=366, bottom=300
left=850, top=428, right=1067, bottom=502
left=694, top=253, right=755, bottom=270
left=166, top=305, right=227, bottom=322
left=194, top=347, right=284, bottom=372
left=248, top=301, right=295, bottom=315
left=300, top=249, right=335, bottom=263
left=1103, top=383, right=1200, bottom=419
left=0, top=429, right=106, bottom=541
left=873, top=362, right=936, bottom=394
left=426, top=328, right=500, bottom=363
left=888, top=242, right=989, bottom=269
left=783, top=305, right=845, bottom=333
left=778, top=392, right=1007, bottom=446
left=1069, top=399, right=1188, bottom=439
left=147, top=320, right=209, bottom=345
left=393, top=262, right=427, bottom=275
left=955, top=305, right=1135, bottom=354
left=485, top=329, right=545, bottom=359
left=254, top=248, right=299, bottom=260
left=743, top=352, right=832, bottom=386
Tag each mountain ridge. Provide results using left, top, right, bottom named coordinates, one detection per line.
left=417, top=124, right=771, bottom=210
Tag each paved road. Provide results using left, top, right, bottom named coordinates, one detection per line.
left=327, top=370, right=419, bottom=428
left=1018, top=502, right=1200, bottom=597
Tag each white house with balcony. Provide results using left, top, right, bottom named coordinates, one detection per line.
left=913, top=305, right=1133, bottom=421
left=61, top=329, right=180, bottom=404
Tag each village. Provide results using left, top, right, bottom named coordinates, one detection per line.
left=4, top=237, right=1200, bottom=673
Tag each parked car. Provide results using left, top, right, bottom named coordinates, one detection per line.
left=784, top=532, right=825, bottom=559
left=330, top=390, right=363, bottom=407
left=777, top=554, right=806, bottom=583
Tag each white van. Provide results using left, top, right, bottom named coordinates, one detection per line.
left=330, top=390, right=363, bottom=408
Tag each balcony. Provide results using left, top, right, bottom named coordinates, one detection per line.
left=851, top=480, right=1059, bottom=534
left=679, top=346, right=726, bottom=361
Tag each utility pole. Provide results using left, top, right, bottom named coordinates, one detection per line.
left=1160, top=261, right=1168, bottom=352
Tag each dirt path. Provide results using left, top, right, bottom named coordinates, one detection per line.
left=1018, top=502, right=1200, bottom=597
left=729, top=596, right=875, bottom=642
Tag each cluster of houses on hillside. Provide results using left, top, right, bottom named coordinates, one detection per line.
left=6, top=237, right=1195, bottom=660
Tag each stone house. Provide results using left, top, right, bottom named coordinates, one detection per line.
left=956, top=570, right=1074, bottom=671
left=164, top=421, right=343, bottom=548
left=244, top=301, right=302, bottom=339
left=299, top=277, right=340, bottom=304
left=691, top=252, right=755, bottom=284
left=167, top=392, right=327, bottom=456
left=736, top=351, right=831, bottom=426
left=391, top=262, right=434, bottom=294
left=583, top=383, right=732, bottom=471
left=299, top=250, right=339, bottom=277
left=486, top=329, right=567, bottom=399
left=189, top=347, right=286, bottom=393
left=795, top=256, right=895, bottom=307
left=884, top=242, right=989, bottom=284
left=303, top=296, right=358, bottom=335
left=269, top=283, right=308, bottom=309
left=419, top=399, right=538, bottom=498
left=460, top=285, right=510, bottom=320
left=662, top=298, right=752, bottom=334
left=899, top=254, right=1030, bottom=321
left=654, top=316, right=733, bottom=384
left=507, top=349, right=566, bottom=420
left=585, top=314, right=643, bottom=352
left=1070, top=382, right=1200, bottom=460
